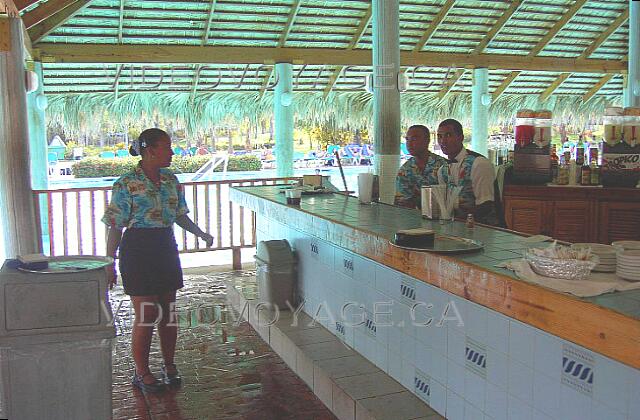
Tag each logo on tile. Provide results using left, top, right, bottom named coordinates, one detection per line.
left=310, top=241, right=319, bottom=257
left=400, top=276, right=416, bottom=305
left=561, top=344, right=594, bottom=396
left=335, top=321, right=345, bottom=337
left=343, top=254, right=354, bottom=277
left=364, top=310, right=377, bottom=338
left=414, top=368, right=431, bottom=403
left=465, top=337, right=487, bottom=379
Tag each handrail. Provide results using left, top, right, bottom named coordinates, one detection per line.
left=32, top=177, right=302, bottom=267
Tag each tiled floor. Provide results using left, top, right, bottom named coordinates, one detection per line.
left=110, top=269, right=336, bottom=420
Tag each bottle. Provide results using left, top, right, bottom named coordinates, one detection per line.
left=576, top=135, right=585, bottom=167
left=550, top=145, right=559, bottom=184
left=557, top=155, right=569, bottom=185
left=466, top=214, right=475, bottom=229
left=590, top=156, right=600, bottom=185
left=581, top=158, right=591, bottom=185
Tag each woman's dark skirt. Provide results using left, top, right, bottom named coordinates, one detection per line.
left=119, top=227, right=183, bottom=296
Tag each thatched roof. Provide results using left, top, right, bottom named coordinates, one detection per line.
left=18, top=0, right=629, bottom=126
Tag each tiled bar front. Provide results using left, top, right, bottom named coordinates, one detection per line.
left=231, top=186, right=640, bottom=420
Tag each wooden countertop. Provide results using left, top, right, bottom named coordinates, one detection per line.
left=231, top=185, right=640, bottom=369
left=504, top=184, right=640, bottom=202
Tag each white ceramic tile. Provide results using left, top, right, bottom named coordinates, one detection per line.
left=447, top=389, right=465, bottom=420
left=508, top=394, right=533, bottom=420
left=485, top=381, right=508, bottom=420
left=533, top=331, right=562, bottom=381
left=445, top=295, right=467, bottom=334
left=559, top=384, right=592, bottom=420
left=371, top=341, right=389, bottom=373
left=629, top=368, right=640, bottom=419
left=531, top=410, right=554, bottom=420
left=415, top=312, right=447, bottom=355
left=465, top=302, right=488, bottom=344
left=591, top=400, right=625, bottom=420
left=464, top=401, right=484, bottom=420
left=533, top=371, right=561, bottom=419
left=448, top=359, right=465, bottom=396
left=430, top=379, right=447, bottom=417
left=354, top=329, right=376, bottom=365
left=401, top=359, right=416, bottom=391
left=486, top=346, right=508, bottom=390
left=374, top=264, right=395, bottom=297
left=509, top=320, right=535, bottom=368
left=593, top=354, right=631, bottom=414
left=464, top=368, right=486, bottom=412
left=353, top=254, right=376, bottom=288
left=447, top=327, right=466, bottom=366
left=387, top=348, right=403, bottom=384
left=413, top=339, right=431, bottom=377
left=430, top=350, right=448, bottom=386
left=508, top=358, right=534, bottom=404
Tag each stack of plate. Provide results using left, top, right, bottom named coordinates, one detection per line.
left=616, top=249, right=640, bottom=281
left=612, top=240, right=640, bottom=251
left=571, top=243, right=617, bottom=273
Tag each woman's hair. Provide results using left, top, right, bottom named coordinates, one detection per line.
left=129, top=128, right=169, bottom=156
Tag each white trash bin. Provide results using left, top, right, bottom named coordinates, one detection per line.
left=255, top=240, right=296, bottom=309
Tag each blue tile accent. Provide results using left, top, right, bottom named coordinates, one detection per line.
left=335, top=321, right=345, bottom=337
left=364, top=310, right=377, bottom=338
left=465, top=337, right=487, bottom=379
left=400, top=277, right=417, bottom=304
left=414, top=368, right=431, bottom=403
left=561, top=344, right=594, bottom=397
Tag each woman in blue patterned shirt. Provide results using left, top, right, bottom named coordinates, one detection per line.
left=103, top=128, right=213, bottom=393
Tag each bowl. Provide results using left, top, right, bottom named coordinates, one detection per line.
left=525, top=250, right=598, bottom=280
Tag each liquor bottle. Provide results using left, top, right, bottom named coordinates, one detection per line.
left=590, top=156, right=600, bottom=185
left=550, top=145, right=559, bottom=184
left=581, top=157, right=591, bottom=185
left=557, top=155, right=569, bottom=185
left=576, top=135, right=585, bottom=166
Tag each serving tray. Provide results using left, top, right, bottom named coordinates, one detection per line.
left=17, top=255, right=113, bottom=274
left=389, top=234, right=483, bottom=254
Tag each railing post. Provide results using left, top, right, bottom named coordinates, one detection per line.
left=232, top=246, right=242, bottom=270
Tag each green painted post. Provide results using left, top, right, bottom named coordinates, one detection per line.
left=274, top=63, right=294, bottom=177
left=472, top=68, right=489, bottom=157
left=624, top=0, right=639, bottom=107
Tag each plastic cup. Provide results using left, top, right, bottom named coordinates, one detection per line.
left=286, top=189, right=301, bottom=205
left=358, top=173, right=374, bottom=204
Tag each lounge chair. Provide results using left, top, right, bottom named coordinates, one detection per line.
left=99, top=151, right=116, bottom=159
left=360, top=144, right=373, bottom=165
left=115, top=149, right=129, bottom=158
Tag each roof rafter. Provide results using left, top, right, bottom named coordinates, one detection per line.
left=202, top=0, right=216, bottom=46
left=28, top=0, right=92, bottom=43
left=473, top=0, right=523, bottom=54
left=492, top=71, right=520, bottom=101
left=528, top=0, right=588, bottom=56
left=539, top=72, right=571, bottom=102
left=117, top=0, right=124, bottom=44
left=277, top=0, right=302, bottom=48
left=22, top=0, right=76, bottom=29
left=34, top=44, right=627, bottom=74
left=582, top=74, right=614, bottom=102
left=579, top=9, right=629, bottom=59
left=413, top=0, right=456, bottom=52
left=14, top=0, right=37, bottom=12
left=324, top=4, right=372, bottom=97
left=436, top=68, right=464, bottom=100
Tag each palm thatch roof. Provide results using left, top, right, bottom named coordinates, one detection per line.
left=17, top=0, right=630, bottom=126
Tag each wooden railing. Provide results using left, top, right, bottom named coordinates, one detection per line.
left=32, top=177, right=301, bottom=267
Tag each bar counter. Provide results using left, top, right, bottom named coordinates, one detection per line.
left=231, top=185, right=640, bottom=419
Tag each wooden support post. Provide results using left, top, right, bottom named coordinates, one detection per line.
left=232, top=246, right=242, bottom=270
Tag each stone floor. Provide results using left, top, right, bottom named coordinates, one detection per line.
left=110, top=269, right=336, bottom=420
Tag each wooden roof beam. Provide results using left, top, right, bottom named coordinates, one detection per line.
left=436, top=68, right=464, bottom=100
left=34, top=44, right=628, bottom=74
left=28, top=0, right=92, bottom=43
left=539, top=72, right=571, bottom=102
left=413, top=0, right=456, bottom=52
left=529, top=0, right=588, bottom=56
left=277, top=0, right=302, bottom=48
left=259, top=66, right=274, bottom=99
left=579, top=9, right=629, bottom=59
left=22, top=0, right=77, bottom=29
left=13, top=0, right=37, bottom=12
left=117, top=0, right=124, bottom=44
left=324, top=4, right=372, bottom=97
left=202, top=0, right=216, bottom=46
left=492, top=71, right=520, bottom=101
left=582, top=74, right=614, bottom=102
left=473, top=0, right=523, bottom=54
